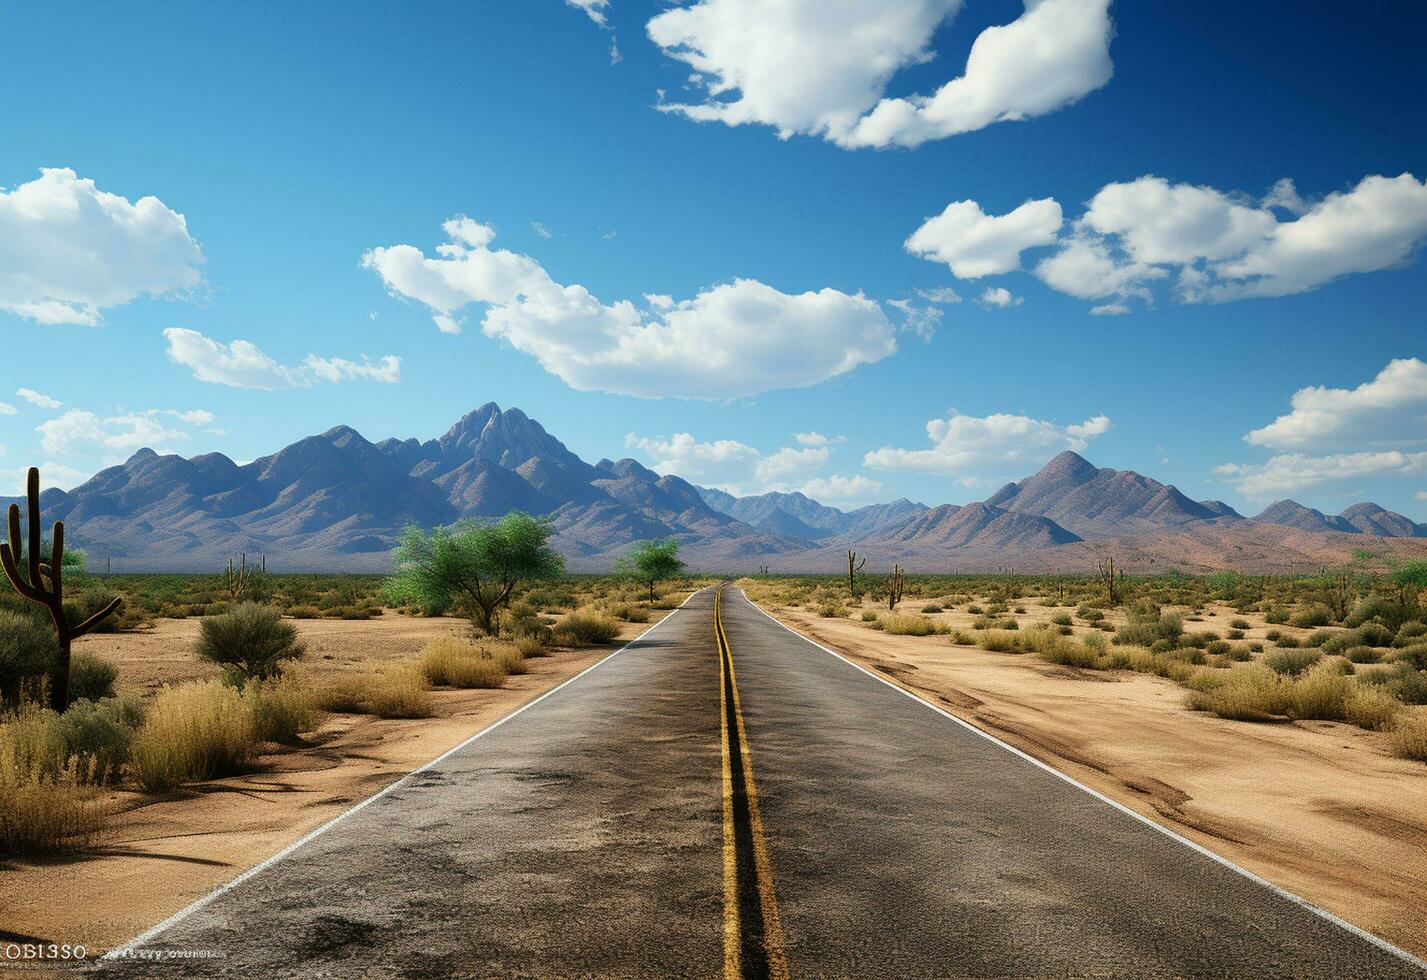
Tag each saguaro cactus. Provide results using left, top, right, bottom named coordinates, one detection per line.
left=226, top=553, right=254, bottom=600
left=0, top=467, right=122, bottom=710
left=1098, top=557, right=1121, bottom=606
left=887, top=564, right=906, bottom=611
left=846, top=549, right=866, bottom=598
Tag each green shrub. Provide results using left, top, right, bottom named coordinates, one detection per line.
left=1265, top=648, right=1321, bottom=676
left=1229, top=618, right=1251, bottom=630
left=68, top=652, right=118, bottom=702
left=920, top=604, right=944, bottom=614
left=1393, top=621, right=1427, bottom=647
left=1114, top=601, right=1183, bottom=648
left=860, top=610, right=878, bottom=622
left=1301, top=629, right=1334, bottom=648
left=1346, top=595, right=1392, bottom=628
left=288, top=605, right=321, bottom=619
left=0, top=609, right=56, bottom=705
left=1390, top=669, right=1427, bottom=705
left=1289, top=604, right=1334, bottom=628
left=1395, top=644, right=1427, bottom=672
left=197, top=602, right=306, bottom=681
left=1264, top=606, right=1289, bottom=625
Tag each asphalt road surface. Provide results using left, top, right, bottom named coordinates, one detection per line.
left=99, top=586, right=1425, bottom=978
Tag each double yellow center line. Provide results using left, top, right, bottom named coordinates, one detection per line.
left=716, top=585, right=790, bottom=980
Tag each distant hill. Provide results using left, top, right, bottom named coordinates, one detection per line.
left=1254, top=499, right=1425, bottom=537
left=984, top=450, right=1229, bottom=537
left=10, top=407, right=1424, bottom=573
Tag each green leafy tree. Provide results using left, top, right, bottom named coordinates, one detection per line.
left=385, top=514, right=565, bottom=634
left=616, top=539, right=686, bottom=602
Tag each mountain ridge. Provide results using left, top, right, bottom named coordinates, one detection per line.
left=7, top=408, right=1424, bottom=573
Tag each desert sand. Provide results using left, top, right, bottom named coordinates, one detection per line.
left=752, top=596, right=1427, bottom=958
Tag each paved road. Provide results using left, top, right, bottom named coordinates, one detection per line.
left=99, top=587, right=1423, bottom=978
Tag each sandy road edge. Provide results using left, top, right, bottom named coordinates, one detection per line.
left=737, top=590, right=1427, bottom=973
left=102, top=589, right=705, bottom=961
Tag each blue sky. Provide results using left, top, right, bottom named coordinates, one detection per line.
left=3, top=0, right=1425, bottom=517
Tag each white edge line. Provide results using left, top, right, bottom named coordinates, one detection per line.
left=103, top=588, right=707, bottom=960
left=737, top=590, right=1427, bottom=973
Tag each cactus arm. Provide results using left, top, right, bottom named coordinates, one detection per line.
left=49, top=519, right=64, bottom=601
left=72, top=596, right=123, bottom=638
left=0, top=540, right=45, bottom=602
left=25, top=467, right=43, bottom=593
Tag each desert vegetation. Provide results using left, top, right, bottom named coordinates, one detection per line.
left=0, top=473, right=705, bottom=861
left=743, top=559, right=1427, bottom=762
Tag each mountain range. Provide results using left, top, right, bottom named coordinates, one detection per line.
left=9, top=404, right=1425, bottom=573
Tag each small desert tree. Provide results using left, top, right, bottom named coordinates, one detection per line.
left=617, top=539, right=685, bottom=602
left=386, top=513, right=565, bottom=634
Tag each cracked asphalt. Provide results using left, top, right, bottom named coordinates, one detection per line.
left=95, top=587, right=1424, bottom=978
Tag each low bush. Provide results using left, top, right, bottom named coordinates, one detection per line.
left=1289, top=604, right=1334, bottom=629
left=1344, top=687, right=1402, bottom=731
left=1393, top=621, right=1427, bottom=647
left=1389, top=711, right=1427, bottom=761
left=977, top=630, right=1025, bottom=653
left=860, top=611, right=878, bottom=623
left=880, top=615, right=946, bottom=637
left=422, top=638, right=510, bottom=688
left=1229, top=618, right=1251, bottom=630
left=1114, top=602, right=1183, bottom=648
left=361, top=664, right=434, bottom=719
left=131, top=680, right=257, bottom=791
left=551, top=611, right=621, bottom=647
left=1051, top=613, right=1073, bottom=627
left=197, top=602, right=306, bottom=681
left=1395, top=644, right=1427, bottom=672
left=244, top=676, right=320, bottom=744
left=0, top=716, right=107, bottom=855
left=817, top=601, right=848, bottom=618
left=68, top=652, right=118, bottom=702
left=0, top=609, right=56, bottom=706
left=1186, top=665, right=1289, bottom=721
left=920, top=604, right=944, bottom=614
left=1389, top=668, right=1427, bottom=705
left=288, top=605, right=321, bottom=619
left=1265, top=649, right=1321, bottom=676
left=515, top=635, right=549, bottom=659
left=1285, top=662, right=1353, bottom=721
left=1344, top=646, right=1383, bottom=664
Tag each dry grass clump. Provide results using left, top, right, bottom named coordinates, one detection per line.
left=1344, top=687, right=1403, bottom=731
left=131, top=680, right=257, bottom=791
left=1389, top=711, right=1427, bottom=761
left=244, top=676, right=321, bottom=744
left=515, top=635, right=550, bottom=659
left=880, top=614, right=947, bottom=637
left=551, top=610, right=620, bottom=647
left=315, top=662, right=435, bottom=719
left=0, top=731, right=106, bottom=856
left=1185, top=664, right=1289, bottom=721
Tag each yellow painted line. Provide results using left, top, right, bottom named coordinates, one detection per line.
left=719, top=588, right=742, bottom=979
left=717, top=586, right=791, bottom=980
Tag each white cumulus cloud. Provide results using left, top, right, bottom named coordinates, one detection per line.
left=865, top=410, right=1111, bottom=477
left=16, top=389, right=62, bottom=410
left=364, top=218, right=896, bottom=399
left=647, top=0, right=1112, bottom=149
left=625, top=431, right=828, bottom=495
left=905, top=198, right=1062, bottom=278
left=978, top=286, right=1022, bottom=309
left=0, top=168, right=204, bottom=326
left=1034, top=172, right=1427, bottom=309
left=1244, top=358, right=1427, bottom=453
left=37, top=408, right=213, bottom=457
left=163, top=328, right=401, bottom=390
left=1213, top=452, right=1427, bottom=498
